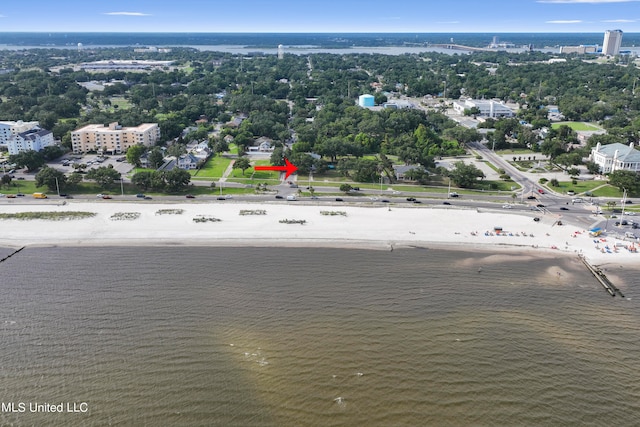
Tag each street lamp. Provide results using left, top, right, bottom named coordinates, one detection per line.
left=55, top=177, right=60, bottom=196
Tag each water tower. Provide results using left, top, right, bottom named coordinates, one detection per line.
left=277, top=44, right=284, bottom=59
left=77, top=42, right=83, bottom=51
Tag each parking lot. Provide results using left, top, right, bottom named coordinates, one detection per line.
left=53, top=154, right=133, bottom=175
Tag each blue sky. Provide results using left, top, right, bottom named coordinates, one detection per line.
left=0, top=0, right=639, bottom=33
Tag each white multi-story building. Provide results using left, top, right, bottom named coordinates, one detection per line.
left=452, top=99, right=514, bottom=118
left=7, top=128, right=55, bottom=155
left=0, top=120, right=40, bottom=145
left=71, top=122, right=161, bottom=154
left=590, top=142, right=640, bottom=173
left=602, top=30, right=623, bottom=56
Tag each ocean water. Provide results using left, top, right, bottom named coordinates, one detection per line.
left=1, top=246, right=639, bottom=426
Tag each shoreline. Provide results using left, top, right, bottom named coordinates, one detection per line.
left=0, top=200, right=638, bottom=267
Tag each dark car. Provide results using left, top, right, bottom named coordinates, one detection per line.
left=527, top=196, right=537, bottom=200
left=186, top=194, right=195, bottom=199
left=136, top=193, right=145, bottom=198
left=560, top=207, right=569, bottom=211
left=335, top=198, right=344, bottom=202
left=443, top=201, right=451, bottom=205
left=17, top=177, right=25, bottom=180
left=102, top=195, right=113, bottom=199
left=413, top=200, right=422, bottom=204
left=621, top=220, right=628, bottom=226
left=144, top=196, right=152, bottom=200
left=381, top=199, right=390, bottom=203
left=217, top=196, right=226, bottom=200
left=625, top=200, right=633, bottom=204
left=16, top=193, right=24, bottom=197
left=536, top=204, right=546, bottom=208
left=633, top=224, right=639, bottom=229
left=59, top=193, right=68, bottom=197
left=406, top=197, right=416, bottom=202
left=533, top=217, right=541, bottom=222
left=275, top=195, right=284, bottom=199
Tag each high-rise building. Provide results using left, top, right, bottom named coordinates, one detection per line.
left=602, top=30, right=623, bottom=56
left=71, top=122, right=160, bottom=154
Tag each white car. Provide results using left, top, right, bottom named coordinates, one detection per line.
left=96, top=193, right=105, bottom=198
left=502, top=204, right=512, bottom=209
left=626, top=212, right=636, bottom=216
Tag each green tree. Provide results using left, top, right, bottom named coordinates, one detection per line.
left=608, top=170, right=640, bottom=195
left=35, top=166, right=67, bottom=192
left=1, top=174, right=12, bottom=189
left=232, top=157, right=251, bottom=176
left=9, top=150, right=46, bottom=172
left=41, top=145, right=65, bottom=161
left=164, top=168, right=191, bottom=192
left=132, top=171, right=153, bottom=190
left=585, top=161, right=601, bottom=175
left=66, top=172, right=83, bottom=188
left=85, top=165, right=121, bottom=189
left=147, top=147, right=165, bottom=169
left=166, top=143, right=187, bottom=158
left=448, top=161, right=485, bottom=188
left=126, top=144, right=147, bottom=168
left=339, top=183, right=353, bottom=193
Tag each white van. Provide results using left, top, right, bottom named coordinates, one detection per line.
left=286, top=195, right=297, bottom=201
left=572, top=198, right=584, bottom=203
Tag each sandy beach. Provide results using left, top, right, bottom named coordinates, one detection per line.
left=1, top=200, right=637, bottom=266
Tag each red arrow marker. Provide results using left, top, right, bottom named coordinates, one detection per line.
left=254, top=157, right=298, bottom=180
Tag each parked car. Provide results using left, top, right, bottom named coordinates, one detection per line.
left=102, top=195, right=113, bottom=199
left=533, top=217, right=541, bottom=222
left=7, top=194, right=16, bottom=198
left=413, top=200, right=422, bottom=204
left=16, top=177, right=25, bottom=180
left=185, top=194, right=195, bottom=199
left=502, top=204, right=512, bottom=209
left=527, top=196, right=537, bottom=200
left=449, top=192, right=459, bottom=197
left=335, top=198, right=344, bottom=202
left=96, top=193, right=105, bottom=198
left=381, top=199, right=390, bottom=203
left=275, top=195, right=284, bottom=199
left=136, top=194, right=145, bottom=198
left=536, top=204, right=546, bottom=208
left=560, top=207, right=569, bottom=211
left=216, top=196, right=226, bottom=200
left=406, top=197, right=416, bottom=202
left=443, top=201, right=451, bottom=205
left=144, top=196, right=152, bottom=200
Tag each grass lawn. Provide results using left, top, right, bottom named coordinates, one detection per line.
left=108, top=96, right=131, bottom=110
left=192, top=156, right=232, bottom=178
left=551, top=121, right=602, bottom=131
left=495, top=148, right=539, bottom=155
left=547, top=180, right=604, bottom=193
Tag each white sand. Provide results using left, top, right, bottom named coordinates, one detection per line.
left=1, top=200, right=637, bottom=265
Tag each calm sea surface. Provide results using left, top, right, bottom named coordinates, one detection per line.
left=1, top=246, right=639, bottom=426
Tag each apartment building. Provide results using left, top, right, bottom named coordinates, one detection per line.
left=71, top=122, right=161, bottom=154
left=7, top=128, right=55, bottom=155
left=0, top=120, right=40, bottom=145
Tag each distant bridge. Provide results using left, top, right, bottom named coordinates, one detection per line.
left=428, top=44, right=495, bottom=53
